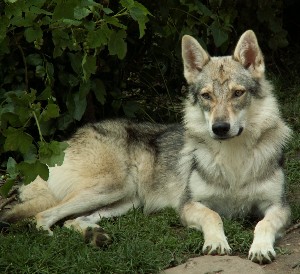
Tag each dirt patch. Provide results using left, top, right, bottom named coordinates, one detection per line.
left=162, top=255, right=265, bottom=274
left=262, top=227, right=300, bottom=274
left=163, top=226, right=300, bottom=274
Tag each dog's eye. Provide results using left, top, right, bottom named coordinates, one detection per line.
left=233, top=90, right=245, bottom=98
left=200, top=93, right=211, bottom=100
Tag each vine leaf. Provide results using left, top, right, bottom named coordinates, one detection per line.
left=18, top=161, right=49, bottom=185
left=108, top=30, right=127, bottom=59
left=3, top=127, right=33, bottom=154
left=39, top=141, right=69, bottom=167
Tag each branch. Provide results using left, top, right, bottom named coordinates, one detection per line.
left=16, top=42, right=29, bottom=91
left=0, top=194, right=17, bottom=211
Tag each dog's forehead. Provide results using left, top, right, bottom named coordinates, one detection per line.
left=202, top=56, right=242, bottom=84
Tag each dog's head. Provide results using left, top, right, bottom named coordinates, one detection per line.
left=182, top=30, right=265, bottom=140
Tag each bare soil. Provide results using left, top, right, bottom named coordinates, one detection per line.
left=262, top=227, right=300, bottom=274
left=163, top=226, right=300, bottom=274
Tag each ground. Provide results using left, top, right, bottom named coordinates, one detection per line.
left=263, top=227, right=300, bottom=274
left=164, top=226, right=300, bottom=274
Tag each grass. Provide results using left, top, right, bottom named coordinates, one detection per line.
left=0, top=75, right=299, bottom=273
left=0, top=209, right=255, bottom=273
left=273, top=72, right=300, bottom=222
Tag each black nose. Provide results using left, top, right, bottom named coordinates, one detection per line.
left=212, top=122, right=230, bottom=137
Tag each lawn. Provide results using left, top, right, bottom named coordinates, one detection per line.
left=0, top=75, right=299, bottom=273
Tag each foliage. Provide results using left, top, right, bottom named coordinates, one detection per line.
left=0, top=0, right=288, bottom=194
left=0, top=0, right=151, bottom=195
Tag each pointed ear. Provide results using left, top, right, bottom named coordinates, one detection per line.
left=233, top=30, right=265, bottom=78
left=182, top=35, right=210, bottom=84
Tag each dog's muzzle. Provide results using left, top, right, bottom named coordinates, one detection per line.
left=212, top=122, right=244, bottom=139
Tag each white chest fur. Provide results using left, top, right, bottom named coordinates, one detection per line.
left=186, top=137, right=284, bottom=218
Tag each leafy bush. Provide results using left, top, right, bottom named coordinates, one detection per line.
left=0, top=0, right=287, bottom=195
left=0, top=0, right=151, bottom=195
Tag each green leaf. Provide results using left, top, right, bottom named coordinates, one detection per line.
left=210, top=21, right=228, bottom=47
left=40, top=103, right=60, bottom=121
left=68, top=52, right=82, bottom=75
left=26, top=53, right=43, bottom=66
left=69, top=81, right=90, bottom=121
left=104, top=15, right=126, bottom=29
left=108, top=30, right=127, bottom=59
left=39, top=141, right=68, bottom=167
left=53, top=1, right=79, bottom=20
left=30, top=6, right=53, bottom=16
left=61, top=19, right=82, bottom=26
left=18, top=160, right=49, bottom=184
left=87, top=27, right=110, bottom=48
left=37, top=86, right=52, bottom=100
left=82, top=54, right=97, bottom=81
left=73, top=93, right=87, bottom=121
left=4, top=127, right=33, bottom=154
left=0, top=16, right=9, bottom=42
left=52, top=29, right=71, bottom=57
left=128, top=2, right=150, bottom=38
left=36, top=65, right=46, bottom=78
left=74, top=6, right=91, bottom=20
left=92, top=79, right=106, bottom=105
left=122, top=101, right=140, bottom=118
left=120, top=0, right=134, bottom=8
left=0, top=179, right=15, bottom=197
left=24, top=27, right=43, bottom=43
left=6, top=157, right=18, bottom=179
left=58, top=113, right=73, bottom=130
left=198, top=2, right=213, bottom=16
left=103, top=8, right=113, bottom=14
left=0, top=37, right=10, bottom=55
left=23, top=144, right=38, bottom=164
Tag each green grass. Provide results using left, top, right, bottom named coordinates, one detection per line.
left=273, top=73, right=300, bottom=222
left=0, top=209, right=255, bottom=273
left=0, top=76, right=299, bottom=274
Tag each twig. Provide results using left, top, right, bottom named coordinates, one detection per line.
left=0, top=194, right=17, bottom=211
left=286, top=222, right=300, bottom=234
left=292, top=262, right=300, bottom=269
left=16, top=43, right=29, bottom=91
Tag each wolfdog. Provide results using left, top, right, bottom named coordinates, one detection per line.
left=0, top=30, right=291, bottom=264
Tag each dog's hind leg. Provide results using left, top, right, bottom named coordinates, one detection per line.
left=180, top=201, right=231, bottom=255
left=248, top=204, right=290, bottom=264
left=0, top=177, right=58, bottom=223
left=35, top=182, right=135, bottom=234
left=63, top=197, right=140, bottom=247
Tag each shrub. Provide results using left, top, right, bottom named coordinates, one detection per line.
left=0, top=0, right=287, bottom=194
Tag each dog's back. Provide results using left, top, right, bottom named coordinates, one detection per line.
left=1, top=120, right=186, bottom=223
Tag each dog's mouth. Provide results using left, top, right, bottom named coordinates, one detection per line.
left=237, top=127, right=244, bottom=136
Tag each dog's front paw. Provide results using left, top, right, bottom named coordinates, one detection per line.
left=248, top=243, right=276, bottom=264
left=202, top=237, right=231, bottom=255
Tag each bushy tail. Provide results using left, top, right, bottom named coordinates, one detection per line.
left=0, top=177, right=58, bottom=223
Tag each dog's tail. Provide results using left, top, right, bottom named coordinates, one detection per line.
left=0, top=177, right=58, bottom=223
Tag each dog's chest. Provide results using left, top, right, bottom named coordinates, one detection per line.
left=188, top=144, right=258, bottom=217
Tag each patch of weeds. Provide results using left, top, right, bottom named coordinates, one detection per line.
left=223, top=219, right=253, bottom=255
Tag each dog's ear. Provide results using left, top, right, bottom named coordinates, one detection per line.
left=233, top=30, right=265, bottom=78
left=182, top=35, right=210, bottom=84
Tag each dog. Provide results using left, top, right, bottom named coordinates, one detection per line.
left=0, top=30, right=291, bottom=264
